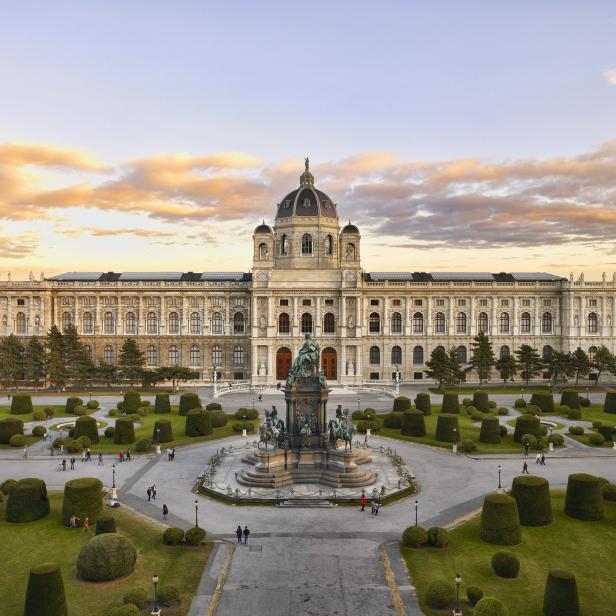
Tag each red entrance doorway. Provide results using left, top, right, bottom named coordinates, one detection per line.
left=321, top=347, right=337, bottom=380
left=276, top=347, right=292, bottom=380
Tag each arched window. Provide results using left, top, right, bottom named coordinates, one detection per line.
left=435, top=345, right=445, bottom=353
left=190, top=345, right=201, bottom=365
left=520, top=312, right=531, bottom=333
left=542, top=345, right=553, bottom=361
left=500, top=345, right=510, bottom=359
left=369, top=346, right=380, bottom=365
left=301, top=313, right=313, bottom=334
left=212, top=345, right=222, bottom=366
left=233, top=345, right=244, bottom=365
left=477, top=312, right=489, bottom=334
left=542, top=312, right=553, bottom=333
left=325, top=234, right=333, bottom=255
left=15, top=312, right=27, bottom=334
left=103, top=312, right=115, bottom=334
left=233, top=312, right=245, bottom=334
left=391, top=345, right=402, bottom=365
left=412, top=312, right=423, bottom=333
left=281, top=234, right=289, bottom=255
left=278, top=312, right=290, bottom=334
left=456, top=312, right=467, bottom=334
left=345, top=243, right=355, bottom=260
left=434, top=312, right=446, bottom=333
left=168, top=312, right=180, bottom=334
left=211, top=312, right=223, bottom=334
left=147, top=345, right=157, bottom=366
left=391, top=312, right=402, bottom=334
left=168, top=345, right=179, bottom=365
left=190, top=312, right=201, bottom=334
left=587, top=312, right=598, bottom=334
left=413, top=345, right=424, bottom=364
left=301, top=233, right=313, bottom=255
left=323, top=312, right=335, bottom=334
left=125, top=312, right=137, bottom=335
left=457, top=345, right=467, bottom=363
left=82, top=312, right=93, bottom=334
left=369, top=312, right=381, bottom=334
left=259, top=243, right=268, bottom=260
left=588, top=346, right=598, bottom=362
left=103, top=345, right=114, bottom=364
left=499, top=312, right=510, bottom=334
left=61, top=311, right=72, bottom=332
left=146, top=312, right=158, bottom=334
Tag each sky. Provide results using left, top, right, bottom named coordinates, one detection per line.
left=1, top=1, right=616, bottom=279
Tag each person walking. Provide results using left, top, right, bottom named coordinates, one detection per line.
left=374, top=501, right=380, bottom=516
left=86, top=448, right=91, bottom=462
left=97, top=453, right=103, bottom=466
left=171, top=448, right=176, bottom=460
left=371, top=501, right=376, bottom=515
left=69, top=515, right=80, bottom=528
left=167, top=448, right=172, bottom=461
left=535, top=452, right=541, bottom=464
left=541, top=453, right=546, bottom=465
left=70, top=457, right=75, bottom=470
left=524, top=442, right=529, bottom=457
left=126, top=450, right=131, bottom=462
left=258, top=394, right=263, bottom=403
left=151, top=484, right=157, bottom=500
left=243, top=525, right=250, bottom=544
left=522, top=461, right=529, bottom=474
left=147, top=487, right=152, bottom=502
left=236, top=525, right=243, bottom=542
left=119, top=451, right=124, bottom=463
left=162, top=504, right=168, bottom=520
left=62, top=458, right=67, bottom=471
left=360, top=494, right=366, bottom=512
left=83, top=517, right=90, bottom=532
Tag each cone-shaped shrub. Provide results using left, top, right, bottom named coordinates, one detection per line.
left=76, top=532, right=137, bottom=582
left=95, top=515, right=116, bottom=535
left=154, top=393, right=171, bottom=414
left=185, top=409, right=212, bottom=436
left=6, top=478, right=50, bottom=523
left=414, top=393, right=431, bottom=415
left=179, top=392, right=201, bottom=416
left=510, top=475, right=552, bottom=526
left=480, top=493, right=521, bottom=545
left=74, top=415, right=99, bottom=444
left=435, top=414, right=460, bottom=443
left=65, top=397, right=83, bottom=414
left=564, top=473, right=604, bottom=521
left=114, top=417, right=135, bottom=444
left=401, top=410, right=426, bottom=436
left=61, top=477, right=103, bottom=526
left=473, top=391, right=490, bottom=412
left=543, top=570, right=579, bottom=616
left=513, top=414, right=541, bottom=442
left=604, top=390, right=616, bottom=414
left=0, top=417, right=23, bottom=444
left=560, top=390, right=580, bottom=409
left=530, top=392, right=554, bottom=414
left=393, top=396, right=411, bottom=412
left=10, top=394, right=33, bottom=415
left=153, top=419, right=173, bottom=443
left=474, top=597, right=509, bottom=616
left=479, top=417, right=502, bottom=444
left=24, top=563, right=67, bottom=616
left=123, top=391, right=141, bottom=413
left=441, top=392, right=460, bottom=414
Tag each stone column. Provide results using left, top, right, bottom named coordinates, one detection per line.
left=315, top=295, right=321, bottom=336
left=293, top=296, right=299, bottom=336
left=491, top=298, right=497, bottom=336
left=512, top=296, right=517, bottom=336
left=448, top=296, right=455, bottom=336
left=355, top=295, right=361, bottom=337
left=340, top=295, right=346, bottom=338
left=426, top=296, right=432, bottom=335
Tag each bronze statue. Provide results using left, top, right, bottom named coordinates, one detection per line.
left=286, top=333, right=321, bottom=386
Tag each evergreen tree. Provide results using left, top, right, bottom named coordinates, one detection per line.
left=593, top=345, right=616, bottom=385
left=94, top=362, right=117, bottom=388
left=62, top=325, right=93, bottom=386
left=424, top=347, right=452, bottom=389
left=45, top=326, right=67, bottom=388
left=447, top=346, right=466, bottom=385
left=514, top=344, right=543, bottom=385
left=155, top=366, right=196, bottom=390
left=468, top=332, right=496, bottom=385
left=544, top=350, right=574, bottom=387
left=24, top=336, right=46, bottom=388
left=0, top=334, right=25, bottom=389
left=495, top=355, right=517, bottom=384
left=570, top=347, right=591, bottom=386
left=118, top=338, right=145, bottom=387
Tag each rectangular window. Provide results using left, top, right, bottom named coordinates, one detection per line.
left=479, top=299, right=488, bottom=306
left=414, top=372, right=423, bottom=380
left=458, top=299, right=466, bottom=306
left=17, top=298, right=25, bottom=306
left=435, top=299, right=445, bottom=306
left=588, top=299, right=597, bottom=306
left=233, top=372, right=244, bottom=380
left=302, top=299, right=311, bottom=306
left=370, top=372, right=380, bottom=380
left=500, top=299, right=509, bottom=307
left=324, top=299, right=334, bottom=306
left=543, top=299, right=552, bottom=306
left=392, top=299, right=401, bottom=306
left=413, top=299, right=422, bottom=306
left=370, top=299, right=379, bottom=306
left=279, top=299, right=289, bottom=306
left=521, top=299, right=531, bottom=306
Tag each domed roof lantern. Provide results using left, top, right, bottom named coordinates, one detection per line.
left=342, top=220, right=359, bottom=234
left=299, top=156, right=314, bottom=187
left=254, top=220, right=273, bottom=234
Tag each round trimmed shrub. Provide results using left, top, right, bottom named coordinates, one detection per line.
left=112, top=605, right=140, bottom=616
left=104, top=426, right=115, bottom=438
left=602, top=483, right=616, bottom=501
left=154, top=393, right=171, bottom=414
left=234, top=407, right=259, bottom=420
left=499, top=425, right=508, bottom=437
left=179, top=392, right=201, bottom=416
left=116, top=401, right=124, bottom=410
left=32, top=409, right=46, bottom=421
left=474, top=597, right=509, bottom=616
left=565, top=473, right=604, bottom=521
left=86, top=399, right=99, bottom=410
left=351, top=410, right=364, bottom=420
left=527, top=404, right=541, bottom=416
left=441, top=392, right=460, bottom=414
left=560, top=390, right=580, bottom=409
left=604, top=390, right=616, bottom=414
left=114, top=417, right=135, bottom=444
left=61, top=477, right=103, bottom=526
left=123, top=391, right=141, bottom=413
left=459, top=439, right=477, bottom=453
left=588, top=433, right=605, bottom=446
left=108, top=409, right=118, bottom=417
left=520, top=434, right=537, bottom=448
left=592, top=420, right=602, bottom=429
left=0, top=416, right=24, bottom=444
left=543, top=569, right=579, bottom=616
left=473, top=391, right=490, bottom=412
left=479, top=416, right=501, bottom=444
left=163, top=527, right=185, bottom=545
left=393, top=395, right=411, bottom=411
left=95, top=515, right=116, bottom=535
left=402, top=525, right=427, bottom=547
left=489, top=400, right=497, bottom=408
left=514, top=398, right=526, bottom=408
left=135, top=438, right=151, bottom=452
left=363, top=408, right=376, bottom=420
left=480, top=493, right=521, bottom=545
left=567, top=408, right=581, bottom=420
left=123, top=587, right=147, bottom=609
left=462, top=397, right=473, bottom=406
left=513, top=414, right=541, bottom=442
left=414, top=393, right=431, bottom=415
left=597, top=424, right=614, bottom=441
left=401, top=410, right=425, bottom=437
left=510, top=475, right=552, bottom=526
left=548, top=433, right=564, bottom=447
left=568, top=425, right=584, bottom=435
left=186, top=409, right=213, bottom=436
left=467, top=586, right=483, bottom=607
left=530, top=391, right=554, bottom=413
left=357, top=420, right=380, bottom=434
left=464, top=405, right=477, bottom=415
left=158, top=585, right=179, bottom=607
left=32, top=425, right=46, bottom=437
left=426, top=579, right=455, bottom=610
left=580, top=396, right=590, bottom=407
left=383, top=412, right=403, bottom=428
left=558, top=405, right=570, bottom=416
left=471, top=410, right=484, bottom=421
left=137, top=407, right=149, bottom=417
left=497, top=407, right=509, bottom=416
left=6, top=478, right=50, bottom=523
left=10, top=433, right=26, bottom=447
left=65, top=397, right=83, bottom=414
left=10, top=393, right=33, bottom=415
left=74, top=406, right=88, bottom=416
left=491, top=550, right=520, bottom=578
left=24, top=563, right=67, bottom=616
left=185, top=526, right=206, bottom=545
left=153, top=419, right=173, bottom=444
left=76, top=532, right=137, bottom=582
left=427, top=526, right=448, bottom=548
left=435, top=414, right=460, bottom=443
left=74, top=415, right=99, bottom=444
left=206, top=402, right=222, bottom=411
left=44, top=407, right=54, bottom=417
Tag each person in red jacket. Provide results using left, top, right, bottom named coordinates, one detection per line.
left=360, top=493, right=366, bottom=512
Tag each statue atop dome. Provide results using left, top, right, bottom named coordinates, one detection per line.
left=299, top=156, right=314, bottom=187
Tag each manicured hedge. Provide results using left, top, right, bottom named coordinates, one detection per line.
left=543, top=570, right=579, bottom=616
left=426, top=580, right=455, bottom=610
left=185, top=409, right=213, bottom=437
left=61, top=477, right=103, bottom=527
left=392, top=396, right=411, bottom=412
left=74, top=415, right=99, bottom=444
left=6, top=478, right=50, bottom=523
left=564, top=473, right=604, bottom=521
left=234, top=408, right=259, bottom=420
left=435, top=414, right=460, bottom=443
left=479, top=416, right=501, bottom=444
left=530, top=391, right=554, bottom=413
left=210, top=410, right=228, bottom=428
left=179, top=392, right=201, bottom=416
left=427, top=526, right=448, bottom=548
left=86, top=400, right=99, bottom=410
left=604, top=390, right=616, bottom=414
left=383, top=412, right=403, bottom=428
left=205, top=402, right=222, bottom=411
left=153, top=419, right=173, bottom=444
left=560, top=390, right=580, bottom=409
left=513, top=414, right=541, bottom=443
left=480, top=493, right=521, bottom=545
left=401, top=410, right=426, bottom=437
left=510, top=475, right=552, bottom=526
left=10, top=394, right=33, bottom=415
left=441, top=392, right=460, bottom=414
left=402, top=525, right=427, bottom=547
left=0, top=417, right=24, bottom=444
left=163, top=527, right=184, bottom=545
left=24, top=563, right=67, bottom=616
left=414, top=393, right=431, bottom=415
left=123, top=391, right=142, bottom=413
left=135, top=438, right=151, bottom=452
left=491, top=550, right=520, bottom=578
left=65, top=397, right=83, bottom=414
left=95, top=515, right=117, bottom=535
left=472, top=391, right=490, bottom=412
left=185, top=526, right=206, bottom=545
left=76, top=533, right=137, bottom=582
left=154, top=393, right=171, bottom=414
left=467, top=586, right=483, bottom=607
left=597, top=424, right=614, bottom=442
left=114, top=417, right=135, bottom=444
left=474, top=597, right=509, bottom=616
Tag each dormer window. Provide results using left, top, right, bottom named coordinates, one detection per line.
left=302, top=197, right=310, bottom=209
left=283, top=200, right=290, bottom=209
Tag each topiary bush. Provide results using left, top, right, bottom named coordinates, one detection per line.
left=10, top=394, right=33, bottom=415
left=435, top=414, right=460, bottom=443
left=234, top=408, right=259, bottom=420
left=474, top=597, right=509, bottom=616
left=153, top=419, right=173, bottom=444
left=560, top=390, right=580, bottom=409
left=491, top=550, right=520, bottom=578
left=76, top=533, right=137, bottom=582
left=356, top=420, right=380, bottom=434
left=74, top=415, right=99, bottom=444
left=459, top=439, right=477, bottom=453
left=579, top=396, right=590, bottom=407
left=24, top=562, right=67, bottom=616
left=604, top=390, right=616, bottom=414
left=401, top=410, right=426, bottom=437
left=154, top=393, right=171, bottom=414
left=65, top=397, right=83, bottom=414
left=530, top=391, right=554, bottom=413
left=592, top=420, right=602, bottom=429
left=543, top=570, right=579, bottom=616
left=123, top=391, right=142, bottom=413
left=499, top=425, right=508, bottom=437
left=383, top=412, right=403, bottom=428
left=112, top=605, right=140, bottom=616
left=95, top=515, right=116, bottom=535
left=513, top=414, right=541, bottom=442
left=114, top=417, right=135, bottom=444
left=602, top=483, right=616, bottom=502
left=479, top=416, right=502, bottom=444
left=137, top=407, right=149, bottom=417
left=467, top=586, right=484, bottom=607
left=426, top=579, right=455, bottom=610
left=441, top=392, right=460, bottom=414
left=186, top=409, right=213, bottom=437
left=205, top=402, right=221, bottom=411
left=6, top=478, right=50, bottom=523
left=597, top=425, right=614, bottom=442
left=104, top=426, right=115, bottom=438
left=351, top=410, right=364, bottom=420
left=510, top=475, right=552, bottom=526
left=462, top=397, right=473, bottom=406
left=179, top=392, right=201, bottom=416
left=10, top=433, right=26, bottom=447
left=548, top=433, right=564, bottom=447
left=588, top=433, right=606, bottom=446
left=567, top=408, right=581, bottom=420
left=427, top=526, right=448, bottom=548
left=473, top=391, right=490, bottom=412
left=0, top=417, right=24, bottom=444
left=497, top=407, right=509, bottom=416
left=185, top=526, right=207, bottom=546
left=61, top=477, right=103, bottom=527
left=163, top=527, right=185, bottom=545
left=470, top=410, right=484, bottom=421
left=123, top=587, right=147, bottom=609
left=565, top=473, right=604, bottom=521
left=520, top=434, right=537, bottom=449
left=414, top=393, right=432, bottom=415
left=514, top=398, right=526, bottom=408
left=1, top=479, right=17, bottom=495
left=86, top=399, right=99, bottom=410
left=158, top=585, right=179, bottom=607
left=480, top=493, right=521, bottom=545
left=393, top=395, right=411, bottom=412
left=74, top=406, right=88, bottom=416
left=568, top=425, right=584, bottom=435
left=32, top=425, right=46, bottom=437
left=135, top=438, right=151, bottom=452
left=363, top=408, right=376, bottom=420
left=402, top=525, right=428, bottom=548
left=526, top=404, right=542, bottom=416
left=32, top=409, right=46, bottom=421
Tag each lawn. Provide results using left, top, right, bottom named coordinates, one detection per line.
left=402, top=491, right=616, bottom=615
left=569, top=404, right=616, bottom=428
left=0, top=493, right=212, bottom=615
left=428, top=385, right=607, bottom=394
left=0, top=404, right=71, bottom=421
left=566, top=432, right=614, bottom=449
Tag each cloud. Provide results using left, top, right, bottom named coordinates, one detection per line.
left=604, top=68, right=616, bottom=86
left=0, top=233, right=39, bottom=259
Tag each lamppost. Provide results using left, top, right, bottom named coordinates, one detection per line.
left=498, top=464, right=502, bottom=490
left=242, top=412, right=247, bottom=437
left=414, top=500, right=418, bottom=526
left=111, top=464, right=117, bottom=500
left=194, top=499, right=199, bottom=528
left=586, top=386, right=589, bottom=401
left=357, top=397, right=361, bottom=413
left=151, top=574, right=160, bottom=615
left=454, top=573, right=462, bottom=615
left=155, top=427, right=161, bottom=455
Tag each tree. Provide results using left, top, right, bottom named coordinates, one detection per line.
left=45, top=326, right=67, bottom=388
left=514, top=344, right=543, bottom=385
left=424, top=347, right=452, bottom=389
left=447, top=346, right=466, bottom=385
left=468, top=332, right=496, bottom=385
left=118, top=338, right=145, bottom=387
left=62, top=325, right=92, bottom=386
left=544, top=351, right=574, bottom=387
left=24, top=337, right=45, bottom=388
left=570, top=347, right=591, bottom=386
left=154, top=366, right=197, bottom=391
left=593, top=345, right=616, bottom=385
left=495, top=355, right=517, bottom=384
left=0, top=334, right=24, bottom=389
left=93, top=362, right=117, bottom=388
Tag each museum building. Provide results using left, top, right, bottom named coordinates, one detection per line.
left=1, top=161, right=615, bottom=385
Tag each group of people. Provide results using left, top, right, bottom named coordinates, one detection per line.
left=68, top=514, right=90, bottom=531
left=235, top=525, right=251, bottom=544
left=118, top=450, right=131, bottom=462
left=166, top=447, right=176, bottom=461
left=360, top=494, right=381, bottom=515
left=60, top=457, right=77, bottom=471
left=146, top=484, right=158, bottom=501
left=80, top=448, right=92, bottom=462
